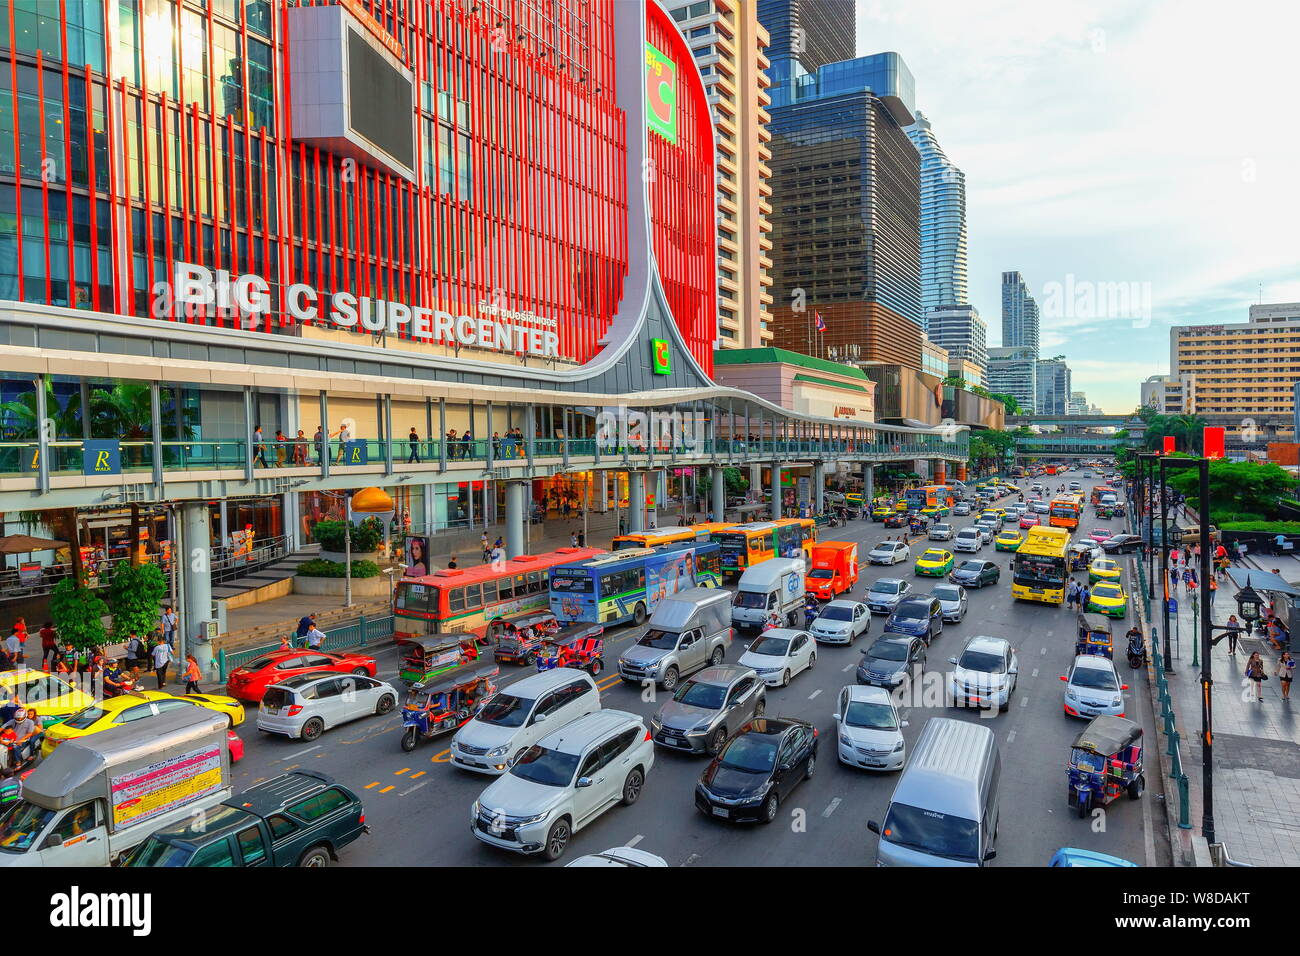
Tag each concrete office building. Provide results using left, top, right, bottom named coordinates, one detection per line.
left=988, top=346, right=1038, bottom=414
left=926, top=304, right=987, bottom=385
left=905, top=111, right=968, bottom=325
left=1036, top=357, right=1072, bottom=416
left=668, top=0, right=776, bottom=349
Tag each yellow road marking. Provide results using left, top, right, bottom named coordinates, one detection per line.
left=379, top=785, right=395, bottom=793
left=432, top=748, right=452, bottom=763
left=410, top=770, right=426, bottom=779
left=395, top=767, right=410, bottom=775
left=596, top=674, right=622, bottom=690
left=364, top=781, right=379, bottom=790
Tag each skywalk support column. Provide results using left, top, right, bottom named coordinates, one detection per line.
left=711, top=466, right=725, bottom=521
left=180, top=501, right=214, bottom=678
left=629, top=471, right=647, bottom=532
left=505, top=481, right=527, bottom=558
left=814, top=462, right=825, bottom=515
left=864, top=463, right=874, bottom=504
left=749, top=462, right=761, bottom=501
left=770, top=463, right=782, bottom=520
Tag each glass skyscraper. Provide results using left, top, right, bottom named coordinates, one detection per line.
left=1001, top=271, right=1041, bottom=354
left=906, top=111, right=968, bottom=325
left=757, top=0, right=856, bottom=85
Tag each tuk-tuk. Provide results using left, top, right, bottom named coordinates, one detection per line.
left=399, top=662, right=499, bottom=752
left=399, top=635, right=481, bottom=686
left=535, top=623, right=605, bottom=675
left=1067, top=715, right=1144, bottom=817
left=486, top=609, right=561, bottom=665
left=1075, top=613, right=1114, bottom=658
left=1069, top=542, right=1098, bottom=572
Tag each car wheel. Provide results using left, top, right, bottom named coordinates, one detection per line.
left=351, top=667, right=368, bottom=677
left=710, top=646, right=725, bottom=667
left=620, top=768, right=645, bottom=806
left=760, top=792, right=779, bottom=825
left=661, top=666, right=679, bottom=691
left=633, top=603, right=647, bottom=626
left=297, top=845, right=332, bottom=868
left=781, top=669, right=791, bottom=687
left=805, top=751, right=817, bottom=779
left=300, top=717, right=324, bottom=742
left=375, top=693, right=396, bottom=715
left=708, top=727, right=727, bottom=756
left=542, top=819, right=571, bottom=861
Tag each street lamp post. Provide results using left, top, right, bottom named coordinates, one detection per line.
left=1159, top=457, right=1173, bottom=672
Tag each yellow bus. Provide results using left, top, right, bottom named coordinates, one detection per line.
left=611, top=523, right=734, bottom=551
left=1048, top=493, right=1084, bottom=531
left=1011, top=526, right=1070, bottom=604
left=712, top=517, right=816, bottom=579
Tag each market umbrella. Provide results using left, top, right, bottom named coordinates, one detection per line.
left=0, top=534, right=69, bottom=554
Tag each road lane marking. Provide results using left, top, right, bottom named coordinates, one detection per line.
left=1007, top=730, right=1017, bottom=744
left=842, top=661, right=855, bottom=672
left=395, top=768, right=410, bottom=775
left=1019, top=697, right=1028, bottom=707
left=682, top=853, right=702, bottom=866
left=596, top=674, right=623, bottom=690
left=1040, top=647, right=1047, bottom=655
left=1045, top=630, right=1054, bottom=637
left=432, top=748, right=452, bottom=763
left=822, top=797, right=842, bottom=818
left=400, top=780, right=430, bottom=796
left=364, top=781, right=379, bottom=789
left=281, top=744, right=321, bottom=760
left=410, top=770, right=426, bottom=779
left=808, top=689, right=822, bottom=700
left=626, top=834, right=644, bottom=848
left=1031, top=668, right=1039, bottom=678
left=379, top=785, right=395, bottom=793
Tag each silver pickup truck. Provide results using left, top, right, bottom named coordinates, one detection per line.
left=618, top=587, right=733, bottom=691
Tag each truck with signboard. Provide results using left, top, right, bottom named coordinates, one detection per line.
left=0, top=708, right=234, bottom=867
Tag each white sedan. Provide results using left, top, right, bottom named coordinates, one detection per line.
left=834, top=685, right=907, bottom=771
left=737, top=628, right=817, bottom=687
left=809, top=600, right=871, bottom=645
left=868, top=541, right=910, bottom=565
left=1061, top=655, right=1129, bottom=719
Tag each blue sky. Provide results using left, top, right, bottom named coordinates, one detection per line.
left=855, top=0, right=1300, bottom=412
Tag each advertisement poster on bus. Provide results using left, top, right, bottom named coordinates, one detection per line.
left=646, top=547, right=695, bottom=606
left=405, top=536, right=429, bottom=577
left=110, top=744, right=225, bottom=830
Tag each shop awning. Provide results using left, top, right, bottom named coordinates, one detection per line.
left=1226, top=567, right=1300, bottom=598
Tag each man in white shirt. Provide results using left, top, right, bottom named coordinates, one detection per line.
left=151, top=639, right=175, bottom=689
left=306, top=625, right=327, bottom=651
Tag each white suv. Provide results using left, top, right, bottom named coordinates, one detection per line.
left=953, top=527, right=982, bottom=553
left=471, top=710, right=654, bottom=862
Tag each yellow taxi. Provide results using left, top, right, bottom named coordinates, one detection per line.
left=995, top=530, right=1023, bottom=552
left=41, top=690, right=246, bottom=757
left=1088, top=558, right=1123, bottom=583
left=914, top=548, right=955, bottom=576
left=871, top=504, right=893, bottom=521
left=1086, top=582, right=1129, bottom=618
left=0, top=670, right=95, bottom=727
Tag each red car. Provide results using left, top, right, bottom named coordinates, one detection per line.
left=227, top=729, right=244, bottom=763
left=1019, top=514, right=1040, bottom=529
left=1087, top=528, right=1113, bottom=544
left=224, top=649, right=378, bottom=703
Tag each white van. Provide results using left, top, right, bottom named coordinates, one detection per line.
left=868, top=717, right=1000, bottom=867
left=730, top=558, right=806, bottom=635
left=450, top=668, right=600, bottom=774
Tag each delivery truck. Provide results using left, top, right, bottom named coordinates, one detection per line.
left=0, top=708, right=233, bottom=866
left=804, top=541, right=859, bottom=600
left=731, top=557, right=806, bottom=634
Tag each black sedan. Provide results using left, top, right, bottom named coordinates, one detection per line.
left=951, top=559, right=1001, bottom=588
left=1100, top=533, right=1144, bottom=554
left=695, top=718, right=818, bottom=824
left=856, top=634, right=926, bottom=689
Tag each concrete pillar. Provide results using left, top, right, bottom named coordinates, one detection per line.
left=598, top=470, right=609, bottom=512
left=505, top=481, right=527, bottom=558
left=748, top=462, right=761, bottom=501
left=770, top=462, right=782, bottom=520
left=629, top=471, right=646, bottom=532
left=934, top=461, right=946, bottom=484
left=656, top=469, right=667, bottom=516
left=180, top=502, right=214, bottom=678
left=865, top=465, right=875, bottom=503
left=711, top=466, right=725, bottom=520
left=957, top=462, right=967, bottom=482
left=814, top=462, right=825, bottom=514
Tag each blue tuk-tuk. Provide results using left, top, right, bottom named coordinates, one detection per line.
left=1075, top=613, right=1114, bottom=659
left=399, top=661, right=499, bottom=752
left=1067, top=715, right=1144, bottom=818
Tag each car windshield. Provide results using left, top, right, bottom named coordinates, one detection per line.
left=957, top=561, right=984, bottom=573
left=921, top=552, right=945, bottom=561
left=13, top=675, right=77, bottom=702
left=876, top=543, right=901, bottom=553
left=933, top=525, right=950, bottom=533
left=475, top=694, right=532, bottom=728
left=870, top=580, right=901, bottom=595
left=818, top=605, right=853, bottom=621
left=807, top=569, right=833, bottom=579
left=1071, top=665, right=1119, bottom=691
left=673, top=681, right=726, bottom=709
left=894, top=603, right=929, bottom=622
left=881, top=802, right=980, bottom=862
left=719, top=734, right=779, bottom=773
left=733, top=591, right=768, bottom=609
left=844, top=700, right=898, bottom=730
left=748, top=636, right=790, bottom=656
left=637, top=628, right=679, bottom=649
left=868, top=639, right=909, bottom=662
left=0, top=802, right=56, bottom=852
left=958, top=649, right=1006, bottom=673
left=124, top=838, right=197, bottom=867
left=957, top=530, right=978, bottom=538
left=61, top=705, right=106, bottom=730
left=510, top=746, right=581, bottom=787
left=933, top=586, right=961, bottom=601
left=1094, top=585, right=1122, bottom=599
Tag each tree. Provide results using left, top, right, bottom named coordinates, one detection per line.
left=50, top=577, right=109, bottom=651
left=1164, top=460, right=1295, bottom=518
left=988, top=392, right=1020, bottom=415
left=109, top=562, right=168, bottom=641
left=697, top=467, right=748, bottom=501
left=1142, top=413, right=1208, bottom=454
left=968, top=429, right=1019, bottom=475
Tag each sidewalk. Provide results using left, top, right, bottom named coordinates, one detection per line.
left=1160, top=574, right=1300, bottom=866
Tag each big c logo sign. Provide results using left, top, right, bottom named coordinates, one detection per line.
left=645, top=43, right=678, bottom=144
left=651, top=338, right=672, bottom=375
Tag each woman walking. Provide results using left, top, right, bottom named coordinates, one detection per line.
left=1277, top=652, right=1295, bottom=702
left=1246, top=652, right=1267, bottom=702
left=1225, top=614, right=1241, bottom=656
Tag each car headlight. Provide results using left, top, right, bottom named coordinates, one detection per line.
left=485, top=744, right=509, bottom=758
left=1065, top=690, right=1078, bottom=702
left=471, top=800, right=481, bottom=817
left=684, top=724, right=711, bottom=736
left=1111, top=695, right=1123, bottom=707
left=515, top=809, right=552, bottom=826
left=892, top=740, right=905, bottom=752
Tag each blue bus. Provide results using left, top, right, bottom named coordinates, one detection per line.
left=549, top=542, right=721, bottom=626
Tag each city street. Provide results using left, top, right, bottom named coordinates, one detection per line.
left=229, top=490, right=1171, bottom=867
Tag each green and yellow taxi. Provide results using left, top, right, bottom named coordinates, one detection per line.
left=1088, top=558, right=1123, bottom=584
left=1086, top=582, right=1129, bottom=618
left=41, top=690, right=246, bottom=758
left=0, top=670, right=96, bottom=728
left=994, top=529, right=1023, bottom=552
left=871, top=504, right=893, bottom=521
left=914, top=548, right=955, bottom=576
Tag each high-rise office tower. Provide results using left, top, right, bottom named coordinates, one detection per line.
left=1035, top=357, right=1072, bottom=416
left=668, top=0, right=776, bottom=350
left=987, top=346, right=1038, bottom=414
left=927, top=304, right=987, bottom=384
left=757, top=0, right=856, bottom=84
left=1001, top=271, right=1040, bottom=354
left=906, top=111, right=968, bottom=325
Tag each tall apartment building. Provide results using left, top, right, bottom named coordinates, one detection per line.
left=987, top=346, right=1038, bottom=414
left=757, top=0, right=855, bottom=84
left=1036, top=357, right=1072, bottom=416
left=669, top=0, right=775, bottom=349
left=1001, top=271, right=1040, bottom=355
left=905, top=111, right=968, bottom=325
left=926, top=304, right=987, bottom=384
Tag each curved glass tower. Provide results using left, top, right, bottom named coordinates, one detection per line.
left=905, top=111, right=968, bottom=327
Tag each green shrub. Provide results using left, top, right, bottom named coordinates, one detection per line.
left=1219, top=521, right=1300, bottom=534
left=297, top=558, right=381, bottom=579
left=311, top=517, right=383, bottom=553
left=49, top=578, right=109, bottom=651
left=1212, top=512, right=1267, bottom=525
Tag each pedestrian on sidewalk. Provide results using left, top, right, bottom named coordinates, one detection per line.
left=124, top=632, right=146, bottom=671
left=1246, top=652, right=1267, bottom=701
left=183, top=654, right=202, bottom=694
left=1225, top=614, right=1241, bottom=655
left=305, top=624, right=326, bottom=651
left=296, top=613, right=316, bottom=649
left=39, top=622, right=57, bottom=670
left=1208, top=575, right=1218, bottom=605
left=151, top=638, right=175, bottom=689
left=1277, top=652, right=1295, bottom=701
left=570, top=532, right=578, bottom=548
left=1184, top=566, right=1198, bottom=591
left=1080, top=584, right=1092, bottom=609
left=3, top=630, right=21, bottom=668
left=1066, top=580, right=1079, bottom=610
left=481, top=532, right=490, bottom=563
left=161, top=605, right=178, bottom=648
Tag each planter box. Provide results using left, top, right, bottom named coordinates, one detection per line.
left=317, top=550, right=382, bottom=564
left=293, top=575, right=391, bottom=598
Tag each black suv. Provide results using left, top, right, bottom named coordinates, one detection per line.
left=883, top=595, right=944, bottom=644
left=122, top=770, right=367, bottom=868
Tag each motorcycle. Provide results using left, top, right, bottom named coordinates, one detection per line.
left=1126, top=631, right=1147, bottom=668
left=804, top=599, right=821, bottom=629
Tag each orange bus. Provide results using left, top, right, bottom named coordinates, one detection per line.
left=393, top=547, right=605, bottom=640
left=1048, top=494, right=1084, bottom=531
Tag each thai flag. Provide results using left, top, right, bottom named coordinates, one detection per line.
left=814, top=311, right=826, bottom=332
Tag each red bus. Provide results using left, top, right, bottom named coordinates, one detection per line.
left=393, top=547, right=605, bottom=641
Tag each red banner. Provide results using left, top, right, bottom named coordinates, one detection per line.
left=1203, top=426, right=1225, bottom=460
left=1162, top=436, right=1176, bottom=455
